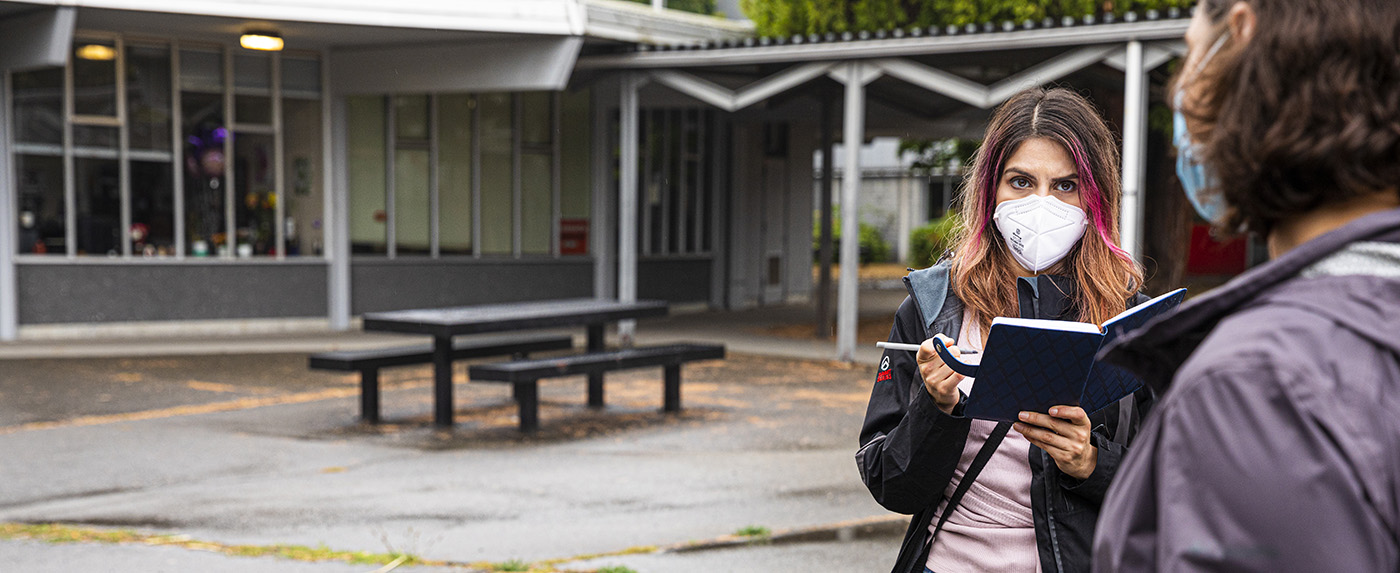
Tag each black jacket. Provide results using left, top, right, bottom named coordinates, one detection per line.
left=856, top=262, right=1155, bottom=573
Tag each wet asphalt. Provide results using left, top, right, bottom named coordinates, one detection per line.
left=0, top=344, right=905, bottom=572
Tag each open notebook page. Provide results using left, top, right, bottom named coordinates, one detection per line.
left=989, top=317, right=1103, bottom=334
left=1102, top=288, right=1188, bottom=332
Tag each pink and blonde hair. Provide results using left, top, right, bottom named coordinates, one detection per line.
left=950, top=87, right=1144, bottom=326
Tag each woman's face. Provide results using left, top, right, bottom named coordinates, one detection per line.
left=994, top=137, right=1083, bottom=211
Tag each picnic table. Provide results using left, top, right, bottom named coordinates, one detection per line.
left=361, top=298, right=669, bottom=426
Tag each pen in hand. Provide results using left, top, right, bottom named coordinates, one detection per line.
left=876, top=341, right=979, bottom=355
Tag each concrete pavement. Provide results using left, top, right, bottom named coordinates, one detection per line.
left=0, top=292, right=916, bottom=571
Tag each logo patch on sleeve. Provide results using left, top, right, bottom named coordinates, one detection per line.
left=876, top=356, right=893, bottom=382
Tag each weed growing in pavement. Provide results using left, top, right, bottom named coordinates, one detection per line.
left=734, top=525, right=771, bottom=538
left=492, top=558, right=531, bottom=571
left=597, top=566, right=639, bottom=573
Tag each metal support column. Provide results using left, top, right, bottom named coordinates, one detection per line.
left=618, top=74, right=642, bottom=346
left=592, top=80, right=617, bottom=300
left=836, top=62, right=873, bottom=362
left=327, top=73, right=352, bottom=330
left=816, top=94, right=835, bottom=339
left=1120, top=41, right=1148, bottom=261
left=0, top=73, right=15, bottom=341
left=897, top=176, right=912, bottom=267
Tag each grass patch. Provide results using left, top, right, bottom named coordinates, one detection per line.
left=1, top=521, right=655, bottom=572
left=733, top=525, right=771, bottom=538
left=0, top=522, right=429, bottom=567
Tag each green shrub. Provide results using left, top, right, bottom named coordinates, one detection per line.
left=813, top=214, right=893, bottom=264
left=908, top=212, right=960, bottom=268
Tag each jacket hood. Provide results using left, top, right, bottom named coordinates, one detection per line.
left=1103, top=207, right=1400, bottom=390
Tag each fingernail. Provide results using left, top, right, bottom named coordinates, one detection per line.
left=1050, top=407, right=1059, bottom=416
left=1018, top=412, right=1029, bottom=421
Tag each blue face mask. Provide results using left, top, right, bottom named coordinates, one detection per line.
left=1172, top=33, right=1230, bottom=223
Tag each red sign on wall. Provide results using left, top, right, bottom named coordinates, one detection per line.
left=560, top=219, right=589, bottom=255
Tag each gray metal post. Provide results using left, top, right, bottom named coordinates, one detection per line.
left=0, top=73, right=15, bottom=340
left=837, top=62, right=866, bottom=362
left=816, top=94, right=835, bottom=339
left=897, top=175, right=911, bottom=266
left=328, top=84, right=352, bottom=330
left=618, top=74, right=641, bottom=345
left=592, top=80, right=617, bottom=300
left=1120, top=41, right=1148, bottom=261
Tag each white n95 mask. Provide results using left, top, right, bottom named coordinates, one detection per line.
left=992, top=195, right=1089, bottom=273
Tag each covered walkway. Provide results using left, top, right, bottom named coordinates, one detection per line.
left=582, top=9, right=1189, bottom=360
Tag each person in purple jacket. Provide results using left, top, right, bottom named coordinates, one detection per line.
left=1093, top=1, right=1400, bottom=571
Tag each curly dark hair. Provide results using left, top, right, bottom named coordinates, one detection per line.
left=1178, top=0, right=1400, bottom=236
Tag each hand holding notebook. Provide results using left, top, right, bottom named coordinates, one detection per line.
left=932, top=288, right=1187, bottom=422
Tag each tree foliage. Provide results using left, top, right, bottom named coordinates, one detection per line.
left=741, top=0, right=1194, bottom=37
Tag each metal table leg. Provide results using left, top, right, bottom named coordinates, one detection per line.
left=587, top=323, right=605, bottom=408
left=433, top=334, right=454, bottom=427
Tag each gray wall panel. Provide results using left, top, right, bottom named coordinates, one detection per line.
left=351, top=259, right=594, bottom=314
left=17, top=263, right=328, bottom=324
left=638, top=258, right=711, bottom=303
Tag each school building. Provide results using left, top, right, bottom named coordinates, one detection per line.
left=0, top=0, right=1215, bottom=360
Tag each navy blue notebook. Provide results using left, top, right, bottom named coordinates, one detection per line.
left=934, top=288, right=1186, bottom=422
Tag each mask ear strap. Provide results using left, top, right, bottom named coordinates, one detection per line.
left=1175, top=32, right=1231, bottom=102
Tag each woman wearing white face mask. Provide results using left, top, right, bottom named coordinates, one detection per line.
left=858, top=87, right=1151, bottom=573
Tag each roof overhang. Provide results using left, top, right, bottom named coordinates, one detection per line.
left=2, top=0, right=586, bottom=37
left=583, top=0, right=752, bottom=45
left=331, top=37, right=583, bottom=94
left=0, top=6, right=74, bottom=71
left=579, top=17, right=1189, bottom=69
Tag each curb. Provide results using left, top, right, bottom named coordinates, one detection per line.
left=663, top=514, right=908, bottom=553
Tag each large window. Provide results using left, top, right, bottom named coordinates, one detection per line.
left=9, top=34, right=323, bottom=259
left=636, top=107, right=715, bottom=256
left=348, top=90, right=591, bottom=258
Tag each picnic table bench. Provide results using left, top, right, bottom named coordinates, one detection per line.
left=470, top=343, right=726, bottom=432
left=307, top=334, right=573, bottom=423
left=358, top=299, right=673, bottom=427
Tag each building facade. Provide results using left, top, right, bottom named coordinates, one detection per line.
left=1, top=0, right=1205, bottom=359
left=0, top=0, right=811, bottom=339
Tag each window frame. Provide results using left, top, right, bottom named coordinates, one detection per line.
left=354, top=90, right=582, bottom=261
left=9, top=30, right=326, bottom=262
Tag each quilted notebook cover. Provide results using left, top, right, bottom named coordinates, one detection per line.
left=1079, top=288, right=1188, bottom=413
left=963, top=322, right=1105, bottom=423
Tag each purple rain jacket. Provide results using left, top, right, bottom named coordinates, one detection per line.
left=1093, top=207, right=1400, bottom=572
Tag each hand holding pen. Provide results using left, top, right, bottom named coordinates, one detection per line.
left=878, top=335, right=972, bottom=414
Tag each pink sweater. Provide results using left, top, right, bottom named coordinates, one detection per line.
left=926, top=310, right=1040, bottom=573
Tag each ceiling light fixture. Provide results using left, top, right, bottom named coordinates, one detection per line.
left=239, top=30, right=284, bottom=52
left=75, top=44, right=116, bottom=61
